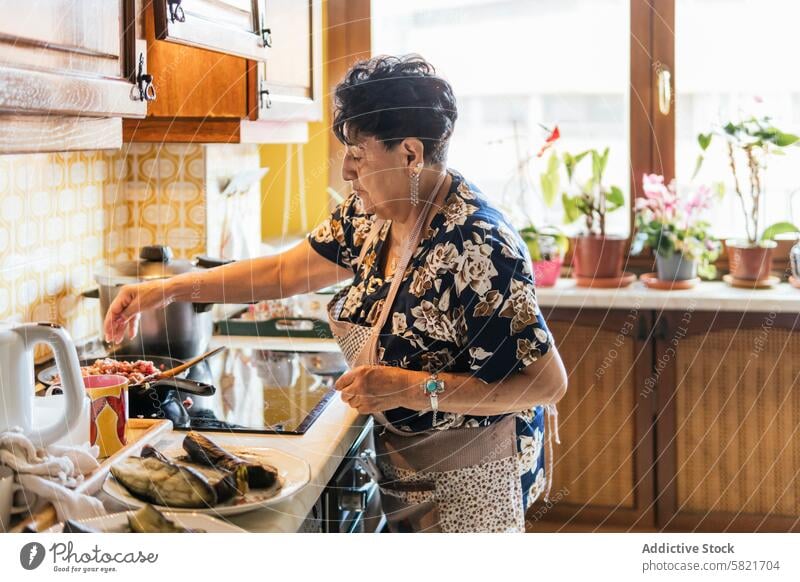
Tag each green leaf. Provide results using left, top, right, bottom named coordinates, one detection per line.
left=697, top=133, right=712, bottom=151
left=760, top=221, right=800, bottom=241
left=650, top=228, right=674, bottom=257
left=539, top=151, right=561, bottom=207
left=773, top=132, right=800, bottom=147
left=606, top=185, right=624, bottom=209
left=591, top=148, right=610, bottom=185
left=525, top=237, right=542, bottom=261
left=562, top=193, right=582, bottom=224
left=563, top=150, right=590, bottom=183
left=691, top=154, right=705, bottom=180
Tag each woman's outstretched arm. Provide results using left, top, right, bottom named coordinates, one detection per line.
left=104, top=239, right=350, bottom=343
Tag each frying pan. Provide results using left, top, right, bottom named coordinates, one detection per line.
left=38, top=355, right=216, bottom=427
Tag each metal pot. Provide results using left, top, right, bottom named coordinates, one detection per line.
left=85, top=246, right=231, bottom=360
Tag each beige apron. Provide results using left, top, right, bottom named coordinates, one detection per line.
left=327, top=171, right=560, bottom=532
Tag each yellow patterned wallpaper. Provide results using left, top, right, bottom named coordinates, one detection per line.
left=111, top=143, right=207, bottom=261
left=0, top=144, right=226, bottom=357
left=0, top=151, right=110, bottom=347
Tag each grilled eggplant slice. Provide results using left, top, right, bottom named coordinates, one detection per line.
left=183, top=431, right=278, bottom=490
left=128, top=504, right=204, bottom=533
left=140, top=444, right=238, bottom=503
left=110, top=455, right=217, bottom=508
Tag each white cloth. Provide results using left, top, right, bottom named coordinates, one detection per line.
left=0, top=428, right=104, bottom=522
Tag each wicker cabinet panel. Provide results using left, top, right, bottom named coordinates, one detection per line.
left=547, top=321, right=637, bottom=507
left=674, top=328, right=800, bottom=517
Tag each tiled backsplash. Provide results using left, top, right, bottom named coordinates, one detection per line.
left=0, top=144, right=260, bottom=357
left=111, top=143, right=207, bottom=262
left=0, top=151, right=110, bottom=342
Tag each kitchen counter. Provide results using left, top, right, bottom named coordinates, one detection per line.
left=98, top=390, right=367, bottom=533
left=535, top=278, right=800, bottom=312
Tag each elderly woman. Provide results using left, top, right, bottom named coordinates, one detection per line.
left=104, top=54, right=567, bottom=533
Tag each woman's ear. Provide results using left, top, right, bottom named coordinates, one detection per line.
left=401, top=138, right=425, bottom=171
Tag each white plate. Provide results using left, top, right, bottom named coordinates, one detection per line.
left=103, top=447, right=311, bottom=516
left=44, top=511, right=246, bottom=533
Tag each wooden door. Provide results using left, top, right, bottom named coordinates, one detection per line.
left=252, top=0, right=322, bottom=121
left=152, top=0, right=271, bottom=61
left=528, top=307, right=657, bottom=528
left=655, top=310, right=800, bottom=532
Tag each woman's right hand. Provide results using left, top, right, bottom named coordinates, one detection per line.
left=103, top=279, right=175, bottom=344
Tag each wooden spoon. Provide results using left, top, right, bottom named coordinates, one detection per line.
left=140, top=346, right=225, bottom=383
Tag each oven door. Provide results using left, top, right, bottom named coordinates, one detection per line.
left=322, top=417, right=386, bottom=533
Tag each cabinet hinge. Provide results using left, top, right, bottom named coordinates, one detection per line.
left=168, top=0, right=185, bottom=23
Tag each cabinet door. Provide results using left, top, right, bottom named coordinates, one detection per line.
left=0, top=0, right=146, bottom=119
left=152, top=0, right=271, bottom=61
left=253, top=0, right=322, bottom=121
left=655, top=311, right=800, bottom=532
left=528, top=308, right=657, bottom=528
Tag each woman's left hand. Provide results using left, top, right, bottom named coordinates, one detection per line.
left=334, top=365, right=418, bottom=414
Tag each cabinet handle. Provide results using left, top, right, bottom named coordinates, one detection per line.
left=168, top=0, right=185, bottom=23
left=657, top=67, right=672, bottom=116
left=261, top=27, right=272, bottom=47
left=135, top=53, right=157, bottom=102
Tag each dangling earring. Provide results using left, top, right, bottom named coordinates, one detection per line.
left=409, top=162, right=423, bottom=206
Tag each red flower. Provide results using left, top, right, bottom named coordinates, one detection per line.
left=536, top=125, right=561, bottom=157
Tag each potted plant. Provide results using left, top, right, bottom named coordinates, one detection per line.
left=557, top=147, right=626, bottom=278
left=505, top=124, right=570, bottom=287
left=695, top=115, right=800, bottom=280
left=519, top=225, right=569, bottom=287
left=632, top=174, right=720, bottom=281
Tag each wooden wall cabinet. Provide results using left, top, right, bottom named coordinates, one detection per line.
left=0, top=0, right=147, bottom=153
left=533, top=306, right=800, bottom=532
left=124, top=0, right=320, bottom=144
left=251, top=0, right=323, bottom=122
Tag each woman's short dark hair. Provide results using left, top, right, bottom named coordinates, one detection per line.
left=333, top=54, right=458, bottom=164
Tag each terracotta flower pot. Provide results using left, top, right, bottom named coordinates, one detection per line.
left=726, top=239, right=776, bottom=281
left=572, top=235, right=626, bottom=279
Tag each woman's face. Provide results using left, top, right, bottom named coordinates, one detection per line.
left=341, top=134, right=420, bottom=220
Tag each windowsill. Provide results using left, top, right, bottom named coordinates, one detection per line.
left=536, top=278, right=800, bottom=313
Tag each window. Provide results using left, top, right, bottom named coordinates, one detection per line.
left=675, top=0, right=800, bottom=240
left=372, top=0, right=631, bottom=236
left=372, top=0, right=800, bottom=254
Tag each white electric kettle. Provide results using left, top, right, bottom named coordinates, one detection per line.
left=0, top=322, right=84, bottom=446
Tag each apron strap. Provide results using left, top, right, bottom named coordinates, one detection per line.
left=368, top=169, right=449, bottom=344
left=543, top=402, right=561, bottom=503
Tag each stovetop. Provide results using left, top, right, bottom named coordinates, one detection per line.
left=38, top=338, right=345, bottom=435
left=179, top=344, right=342, bottom=435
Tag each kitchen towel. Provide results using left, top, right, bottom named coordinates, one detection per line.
left=0, top=428, right=105, bottom=521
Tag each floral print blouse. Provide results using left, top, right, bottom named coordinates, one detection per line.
left=308, top=168, right=555, bottom=510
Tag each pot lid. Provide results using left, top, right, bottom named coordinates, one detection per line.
left=95, top=245, right=198, bottom=286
